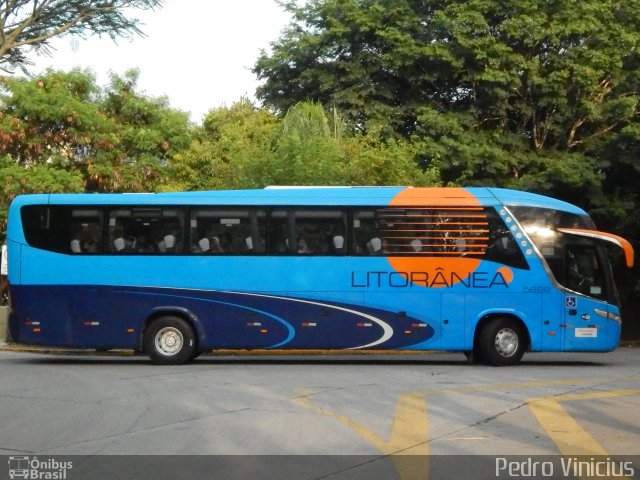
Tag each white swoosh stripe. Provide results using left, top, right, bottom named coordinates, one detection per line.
left=221, top=291, right=394, bottom=349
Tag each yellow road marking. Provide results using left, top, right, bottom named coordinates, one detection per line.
left=295, top=389, right=429, bottom=480
left=528, top=398, right=608, bottom=456
left=539, top=389, right=640, bottom=403
left=294, top=381, right=640, bottom=480
left=528, top=389, right=640, bottom=456
left=419, top=375, right=640, bottom=397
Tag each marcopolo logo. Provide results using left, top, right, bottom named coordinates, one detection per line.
left=8, top=456, right=73, bottom=480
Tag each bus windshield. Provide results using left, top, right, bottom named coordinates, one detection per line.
left=509, top=206, right=619, bottom=305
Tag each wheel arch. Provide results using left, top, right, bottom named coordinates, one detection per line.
left=140, top=307, right=204, bottom=353
left=473, top=312, right=531, bottom=353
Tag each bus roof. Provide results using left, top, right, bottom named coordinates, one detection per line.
left=8, top=187, right=587, bottom=215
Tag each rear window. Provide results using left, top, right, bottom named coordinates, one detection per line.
left=21, top=205, right=104, bottom=254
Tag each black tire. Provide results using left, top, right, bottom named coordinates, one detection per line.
left=463, top=350, right=483, bottom=364
left=477, top=317, right=526, bottom=366
left=144, top=316, right=196, bottom=365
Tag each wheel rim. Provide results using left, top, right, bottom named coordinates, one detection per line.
left=494, top=328, right=519, bottom=357
left=155, top=327, right=184, bottom=356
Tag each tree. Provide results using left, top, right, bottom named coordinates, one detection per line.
left=0, top=0, right=163, bottom=73
left=165, top=100, right=438, bottom=191
left=165, top=99, right=281, bottom=191
left=0, top=67, right=191, bottom=234
left=255, top=0, right=426, bottom=136
left=0, top=158, right=84, bottom=238
left=93, top=69, right=192, bottom=191
left=255, top=0, right=640, bottom=216
left=256, top=0, right=640, bottom=144
left=255, top=0, right=640, bottom=200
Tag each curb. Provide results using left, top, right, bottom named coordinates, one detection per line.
left=0, top=343, right=635, bottom=357
left=0, top=344, right=438, bottom=357
left=0, top=343, right=136, bottom=356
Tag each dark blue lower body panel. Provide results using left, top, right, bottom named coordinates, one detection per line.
left=9, top=285, right=435, bottom=351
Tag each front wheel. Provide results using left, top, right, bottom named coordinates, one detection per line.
left=144, top=316, right=196, bottom=365
left=477, top=318, right=526, bottom=366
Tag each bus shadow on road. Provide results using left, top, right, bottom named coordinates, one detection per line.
left=8, top=352, right=607, bottom=368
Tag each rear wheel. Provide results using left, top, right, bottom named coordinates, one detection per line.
left=477, top=318, right=526, bottom=366
left=144, top=316, right=196, bottom=365
left=464, top=349, right=484, bottom=364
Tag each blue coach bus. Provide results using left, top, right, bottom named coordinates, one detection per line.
left=5, top=187, right=634, bottom=365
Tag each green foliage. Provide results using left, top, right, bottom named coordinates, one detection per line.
left=165, top=99, right=280, bottom=191
left=165, top=100, right=438, bottom=191
left=0, top=68, right=191, bottom=190
left=0, top=68, right=191, bottom=234
left=255, top=0, right=427, bottom=136
left=0, top=156, right=84, bottom=234
left=255, top=0, right=640, bottom=202
left=1, top=0, right=164, bottom=73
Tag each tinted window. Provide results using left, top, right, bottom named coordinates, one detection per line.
left=352, top=206, right=528, bottom=269
left=190, top=207, right=267, bottom=254
left=108, top=207, right=185, bottom=254
left=21, top=206, right=104, bottom=254
left=69, top=209, right=104, bottom=253
left=509, top=206, right=594, bottom=231
left=565, top=244, right=607, bottom=300
left=483, top=209, right=529, bottom=269
left=270, top=209, right=347, bottom=255
left=509, top=206, right=616, bottom=300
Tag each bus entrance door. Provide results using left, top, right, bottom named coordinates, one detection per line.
left=563, top=294, right=609, bottom=351
left=562, top=243, right=610, bottom=351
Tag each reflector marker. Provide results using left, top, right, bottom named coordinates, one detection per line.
left=302, top=322, right=317, bottom=327
left=25, top=321, right=40, bottom=326
left=246, top=322, right=262, bottom=327
left=411, top=323, right=428, bottom=328
left=83, top=321, right=100, bottom=326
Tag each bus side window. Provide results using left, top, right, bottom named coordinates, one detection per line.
left=270, top=208, right=348, bottom=256
left=108, top=207, right=185, bottom=254
left=353, top=210, right=378, bottom=255
left=108, top=209, right=135, bottom=253
left=21, top=206, right=104, bottom=254
left=269, top=210, right=293, bottom=254
left=565, top=244, right=606, bottom=299
left=484, top=209, right=529, bottom=269
left=69, top=209, right=103, bottom=254
left=190, top=207, right=267, bottom=255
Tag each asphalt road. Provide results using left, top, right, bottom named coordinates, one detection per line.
left=0, top=348, right=639, bottom=479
